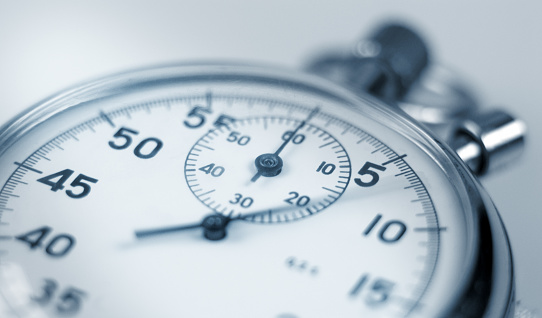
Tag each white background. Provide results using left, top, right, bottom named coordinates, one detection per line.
left=1, top=1, right=540, bottom=314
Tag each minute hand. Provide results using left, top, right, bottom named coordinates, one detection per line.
left=250, top=107, right=320, bottom=182
left=274, top=107, right=319, bottom=155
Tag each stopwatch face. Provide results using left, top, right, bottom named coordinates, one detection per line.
left=0, top=65, right=478, bottom=318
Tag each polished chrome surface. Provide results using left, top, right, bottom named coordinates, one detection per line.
left=450, top=110, right=527, bottom=176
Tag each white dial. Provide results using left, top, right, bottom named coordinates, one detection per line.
left=0, top=66, right=475, bottom=318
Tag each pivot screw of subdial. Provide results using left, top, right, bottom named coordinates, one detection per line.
left=254, top=153, right=284, bottom=177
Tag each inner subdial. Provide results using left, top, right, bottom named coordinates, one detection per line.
left=184, top=116, right=351, bottom=223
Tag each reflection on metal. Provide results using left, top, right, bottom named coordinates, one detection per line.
left=0, top=262, right=48, bottom=318
left=306, top=23, right=526, bottom=177
left=399, top=65, right=478, bottom=126
left=450, top=110, right=526, bottom=176
left=306, top=24, right=428, bottom=101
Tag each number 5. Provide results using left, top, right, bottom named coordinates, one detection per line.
left=66, top=174, right=98, bottom=199
left=57, top=287, right=86, bottom=314
left=354, top=162, right=386, bottom=187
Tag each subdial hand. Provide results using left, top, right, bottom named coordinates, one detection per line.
left=250, top=107, right=320, bottom=182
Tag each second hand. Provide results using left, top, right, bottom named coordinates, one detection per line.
left=134, top=206, right=297, bottom=241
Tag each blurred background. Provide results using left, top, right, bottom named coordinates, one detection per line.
left=1, top=0, right=540, bottom=313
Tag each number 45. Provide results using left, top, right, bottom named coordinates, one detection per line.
left=37, top=169, right=98, bottom=199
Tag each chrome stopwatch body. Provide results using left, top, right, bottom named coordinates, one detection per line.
left=0, top=63, right=515, bottom=318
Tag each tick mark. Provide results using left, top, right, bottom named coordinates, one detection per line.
left=197, top=143, right=215, bottom=151
left=371, top=144, right=387, bottom=154
left=356, top=136, right=369, bottom=144
left=322, top=187, right=341, bottom=195
left=198, top=189, right=216, bottom=198
left=413, top=227, right=447, bottom=232
left=382, top=154, right=407, bottom=166
left=319, top=141, right=335, bottom=149
left=13, top=162, right=42, bottom=174
left=100, top=111, right=115, bottom=128
left=206, top=92, right=213, bottom=108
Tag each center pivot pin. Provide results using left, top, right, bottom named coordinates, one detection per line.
left=254, top=153, right=283, bottom=177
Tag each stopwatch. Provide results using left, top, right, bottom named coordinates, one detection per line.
left=0, top=24, right=527, bottom=317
